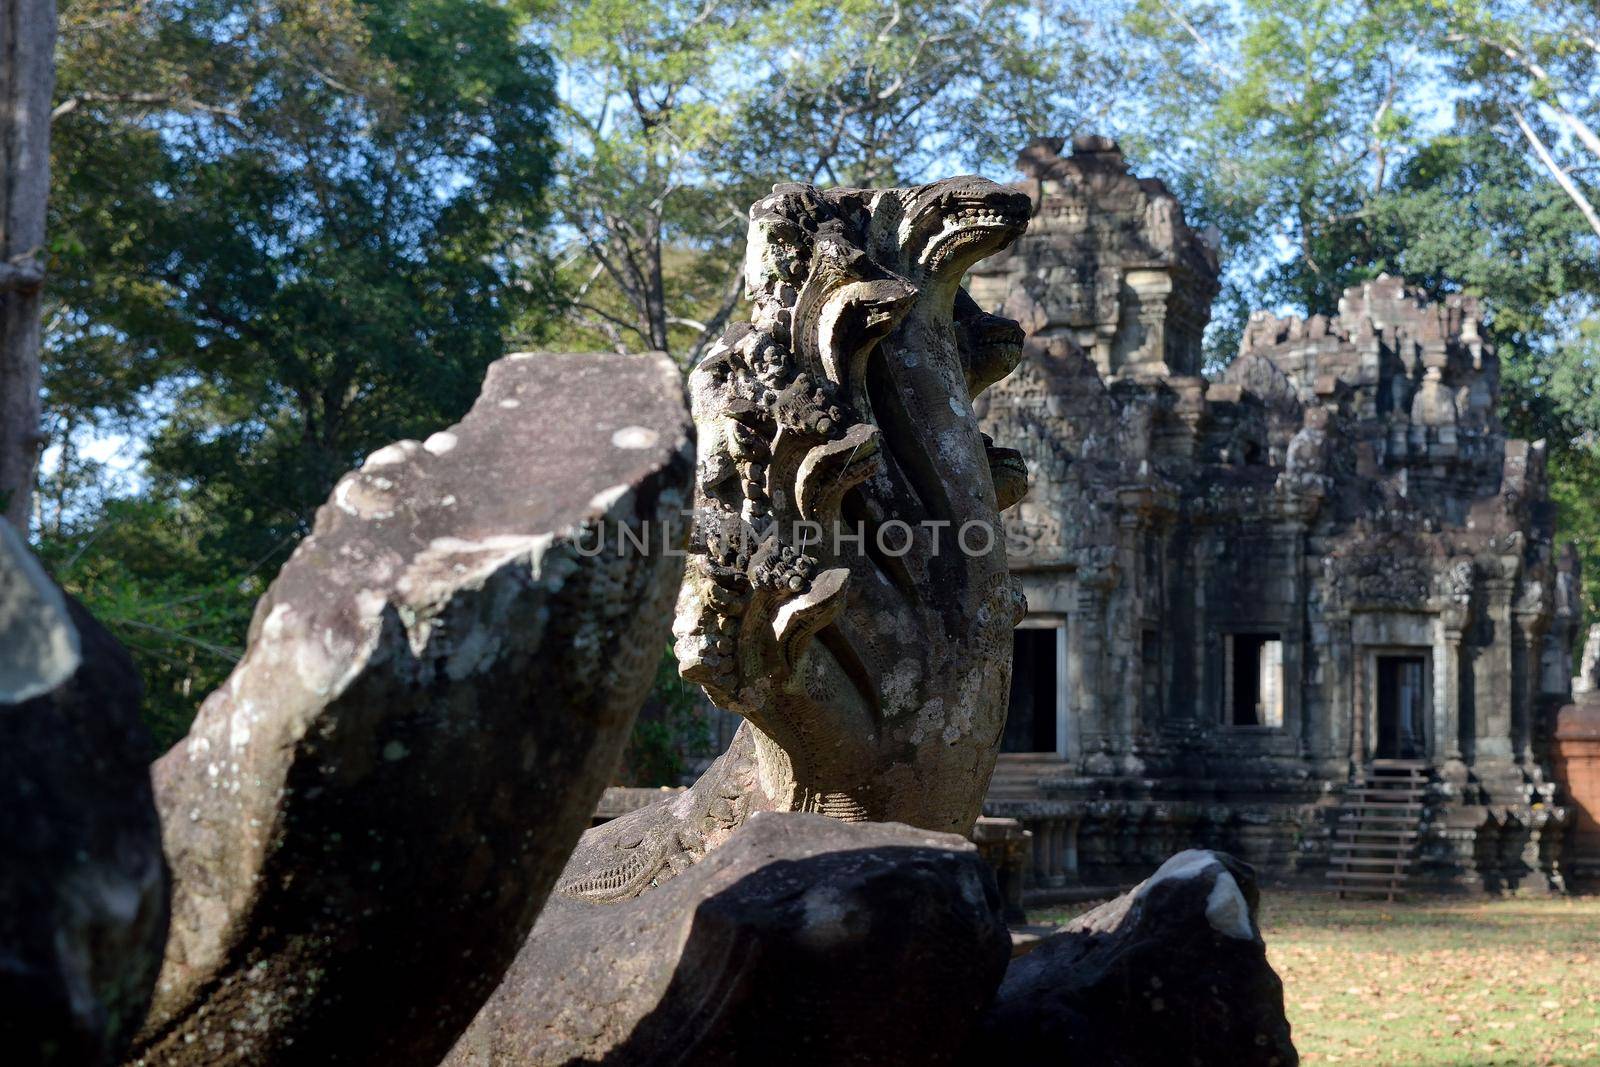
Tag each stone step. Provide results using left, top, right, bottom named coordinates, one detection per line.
left=1326, top=869, right=1410, bottom=884
left=1329, top=853, right=1414, bottom=866
left=1303, top=883, right=1407, bottom=898
left=1329, top=884, right=1409, bottom=898
left=1333, top=829, right=1418, bottom=840
left=1339, top=800, right=1424, bottom=812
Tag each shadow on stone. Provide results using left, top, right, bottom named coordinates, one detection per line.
left=449, top=811, right=1011, bottom=1066
left=0, top=521, right=169, bottom=1065
left=963, top=849, right=1297, bottom=1067
left=128, top=352, right=693, bottom=1066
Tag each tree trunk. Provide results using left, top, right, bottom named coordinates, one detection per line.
left=0, top=0, right=56, bottom=531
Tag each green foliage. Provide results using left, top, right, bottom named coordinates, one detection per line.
left=532, top=0, right=1109, bottom=363
left=51, top=0, right=556, bottom=557
left=1121, top=0, right=1437, bottom=351
left=41, top=0, right=558, bottom=740
left=614, top=648, right=714, bottom=787
left=32, top=491, right=262, bottom=751
left=1121, top=0, right=1600, bottom=635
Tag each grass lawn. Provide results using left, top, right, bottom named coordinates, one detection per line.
left=1035, top=890, right=1600, bottom=1066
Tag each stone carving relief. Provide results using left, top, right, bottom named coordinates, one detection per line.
left=562, top=176, right=1034, bottom=903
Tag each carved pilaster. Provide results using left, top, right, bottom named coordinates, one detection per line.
left=1439, top=617, right=1469, bottom=789
left=1512, top=609, right=1548, bottom=767
left=1476, top=575, right=1517, bottom=763
left=1074, top=565, right=1116, bottom=768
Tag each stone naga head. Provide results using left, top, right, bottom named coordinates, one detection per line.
left=674, top=176, right=1032, bottom=834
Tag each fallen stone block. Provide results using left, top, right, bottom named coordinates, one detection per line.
left=129, top=352, right=693, bottom=1066
left=0, top=519, right=168, bottom=1065
left=447, top=810, right=1012, bottom=1066
left=964, top=849, right=1297, bottom=1067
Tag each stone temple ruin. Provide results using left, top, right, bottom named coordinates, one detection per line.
left=2, top=168, right=1299, bottom=1066
left=10, top=133, right=1594, bottom=1067
left=971, top=135, right=1580, bottom=897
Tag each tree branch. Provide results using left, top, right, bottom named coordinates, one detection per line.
left=1157, top=0, right=1235, bottom=84
left=569, top=301, right=650, bottom=345
left=684, top=265, right=747, bottom=368
left=51, top=91, right=240, bottom=123
left=1511, top=107, right=1600, bottom=242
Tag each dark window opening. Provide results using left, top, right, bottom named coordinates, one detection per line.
left=1004, top=628, right=1059, bottom=753
left=1226, top=633, right=1283, bottom=727
left=1377, top=655, right=1426, bottom=760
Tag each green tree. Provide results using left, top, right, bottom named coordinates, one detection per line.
left=42, top=0, right=558, bottom=739
left=1423, top=0, right=1600, bottom=239
left=534, top=0, right=1108, bottom=365
left=1120, top=0, right=1435, bottom=357
left=614, top=648, right=714, bottom=787
left=1121, top=0, right=1600, bottom=623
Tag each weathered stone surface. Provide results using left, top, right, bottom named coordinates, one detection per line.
left=972, top=815, right=1030, bottom=923
left=572, top=176, right=1030, bottom=914
left=965, top=850, right=1296, bottom=1067
left=129, top=352, right=693, bottom=1066
left=448, top=811, right=1011, bottom=1067
left=0, top=517, right=80, bottom=703
left=970, top=136, right=1572, bottom=896
left=0, top=519, right=168, bottom=1065
left=968, top=134, right=1219, bottom=381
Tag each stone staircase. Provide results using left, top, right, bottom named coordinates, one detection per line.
left=1328, top=759, right=1429, bottom=900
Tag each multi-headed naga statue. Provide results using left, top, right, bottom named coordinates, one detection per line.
left=559, top=176, right=1033, bottom=902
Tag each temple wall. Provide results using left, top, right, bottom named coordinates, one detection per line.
left=973, top=136, right=1578, bottom=896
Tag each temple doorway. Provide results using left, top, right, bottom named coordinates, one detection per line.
left=1376, top=654, right=1427, bottom=760
left=1004, top=624, right=1064, bottom=754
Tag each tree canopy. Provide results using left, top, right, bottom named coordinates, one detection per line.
left=532, top=0, right=1108, bottom=365
left=25, top=0, right=1600, bottom=758
left=43, top=0, right=557, bottom=743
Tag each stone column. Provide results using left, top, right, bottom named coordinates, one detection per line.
left=1439, top=612, right=1467, bottom=781
left=1062, top=814, right=1081, bottom=879
left=1047, top=820, right=1068, bottom=888
left=1476, top=576, right=1516, bottom=762
left=1324, top=612, right=1354, bottom=771
left=1350, top=630, right=1368, bottom=766
left=1030, top=817, right=1051, bottom=887
left=1512, top=609, right=1548, bottom=766
left=1075, top=565, right=1116, bottom=767
left=1284, top=517, right=1310, bottom=757
left=1186, top=535, right=1212, bottom=732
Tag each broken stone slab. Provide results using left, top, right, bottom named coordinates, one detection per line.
left=446, top=810, right=1012, bottom=1067
left=964, top=849, right=1297, bottom=1067
left=0, top=517, right=81, bottom=703
left=128, top=352, right=694, bottom=1066
left=0, top=519, right=169, bottom=1065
